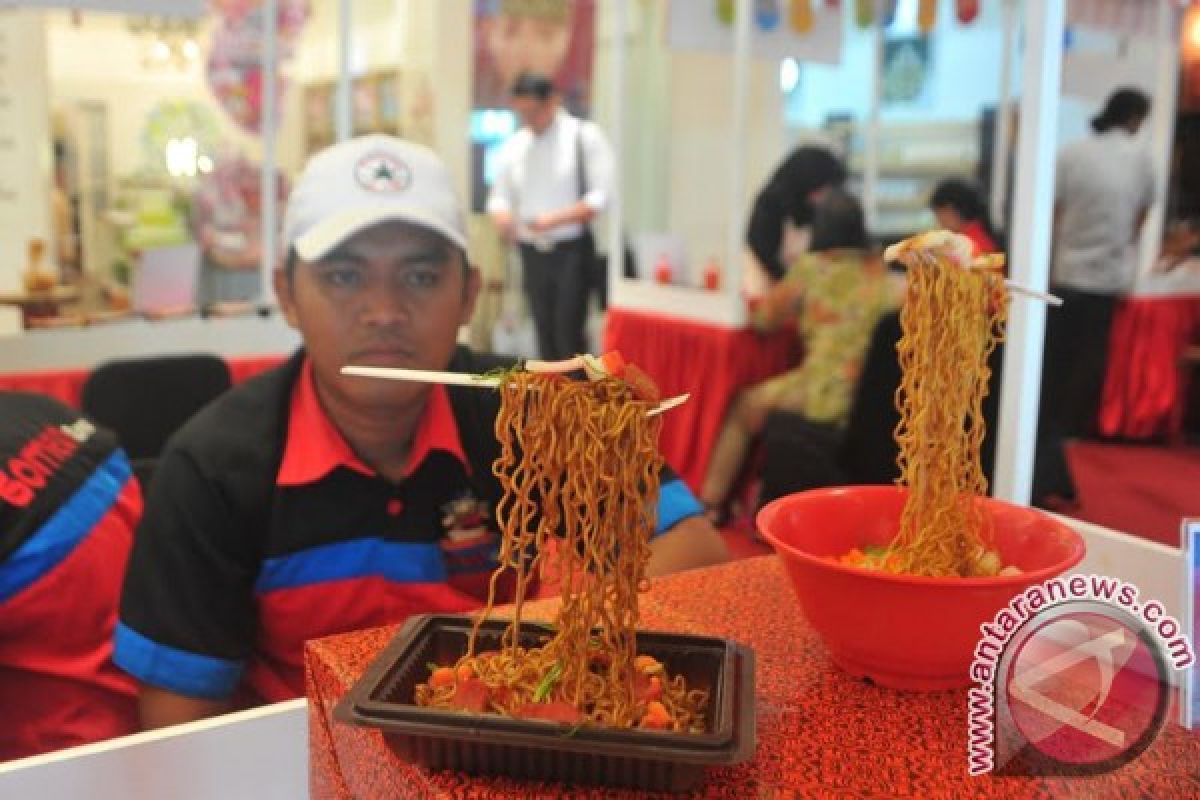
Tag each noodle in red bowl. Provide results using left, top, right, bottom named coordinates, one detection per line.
left=756, top=485, right=1085, bottom=690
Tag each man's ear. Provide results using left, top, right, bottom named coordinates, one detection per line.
left=460, top=264, right=483, bottom=327
left=273, top=268, right=300, bottom=329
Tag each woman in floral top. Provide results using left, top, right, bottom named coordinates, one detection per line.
left=701, top=190, right=901, bottom=518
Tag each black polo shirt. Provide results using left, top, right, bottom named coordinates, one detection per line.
left=1, top=392, right=140, bottom=758
left=115, top=348, right=702, bottom=703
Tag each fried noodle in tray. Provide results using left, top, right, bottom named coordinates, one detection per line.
left=414, top=356, right=708, bottom=732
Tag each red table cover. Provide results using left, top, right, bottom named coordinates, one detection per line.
left=0, top=354, right=287, bottom=410
left=1098, top=295, right=1200, bottom=440
left=0, top=366, right=90, bottom=408
left=602, top=309, right=796, bottom=491
left=305, top=556, right=1199, bottom=799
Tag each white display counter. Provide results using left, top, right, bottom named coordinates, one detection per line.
left=0, top=700, right=308, bottom=800
left=0, top=313, right=302, bottom=372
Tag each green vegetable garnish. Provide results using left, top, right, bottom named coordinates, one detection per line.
left=479, top=364, right=524, bottom=383
left=533, top=662, right=563, bottom=703
left=426, top=662, right=438, bottom=673
left=863, top=545, right=889, bottom=557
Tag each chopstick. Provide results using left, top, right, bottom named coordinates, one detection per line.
left=340, top=365, right=691, bottom=417
left=902, top=250, right=1063, bottom=307
left=1004, top=281, right=1063, bottom=306
left=342, top=365, right=501, bottom=387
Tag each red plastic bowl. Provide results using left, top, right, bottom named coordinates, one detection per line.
left=756, top=486, right=1086, bottom=690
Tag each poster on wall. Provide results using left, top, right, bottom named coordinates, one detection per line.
left=881, top=35, right=931, bottom=108
left=473, top=0, right=596, bottom=115
left=666, top=0, right=842, bottom=66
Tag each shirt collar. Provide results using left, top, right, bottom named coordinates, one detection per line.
left=276, top=359, right=469, bottom=486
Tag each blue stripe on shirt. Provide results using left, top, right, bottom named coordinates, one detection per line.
left=0, top=450, right=131, bottom=604
left=654, top=478, right=704, bottom=536
left=254, top=538, right=448, bottom=593
left=113, top=622, right=244, bottom=700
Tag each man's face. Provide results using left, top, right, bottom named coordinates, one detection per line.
left=511, top=94, right=557, bottom=133
left=934, top=206, right=964, bottom=233
left=275, top=220, right=481, bottom=411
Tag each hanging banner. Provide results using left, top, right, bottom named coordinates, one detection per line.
left=668, top=0, right=842, bottom=65
left=0, top=1, right=205, bottom=14
left=473, top=0, right=595, bottom=114
left=854, top=0, right=873, bottom=28
left=204, top=0, right=309, bottom=133
left=917, top=0, right=937, bottom=33
left=955, top=0, right=981, bottom=25
left=789, top=0, right=814, bottom=34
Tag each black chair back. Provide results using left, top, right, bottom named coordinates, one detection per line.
left=757, top=412, right=846, bottom=510
left=82, top=354, right=232, bottom=461
left=838, top=311, right=1003, bottom=486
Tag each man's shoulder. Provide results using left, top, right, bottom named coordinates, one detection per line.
left=0, top=391, right=74, bottom=424
left=575, top=116, right=611, bottom=147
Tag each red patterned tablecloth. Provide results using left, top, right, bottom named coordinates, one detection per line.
left=0, top=354, right=287, bottom=409
left=305, top=556, right=1200, bottom=799
left=602, top=309, right=797, bottom=491
left=1098, top=294, right=1200, bottom=440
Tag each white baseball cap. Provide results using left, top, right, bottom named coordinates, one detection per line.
left=282, top=134, right=467, bottom=262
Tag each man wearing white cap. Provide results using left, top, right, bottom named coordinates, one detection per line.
left=115, top=135, right=727, bottom=729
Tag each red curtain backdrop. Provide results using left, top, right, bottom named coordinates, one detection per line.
left=1098, top=295, right=1200, bottom=440
left=602, top=309, right=796, bottom=491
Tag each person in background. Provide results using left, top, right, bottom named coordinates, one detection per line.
left=487, top=72, right=614, bottom=361
left=116, top=134, right=726, bottom=731
left=745, top=145, right=847, bottom=285
left=701, top=190, right=901, bottom=521
left=929, top=178, right=1003, bottom=257
left=1035, top=87, right=1155, bottom=507
left=0, top=392, right=141, bottom=761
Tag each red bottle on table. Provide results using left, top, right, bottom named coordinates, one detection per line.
left=654, top=253, right=672, bottom=285
left=703, top=257, right=721, bottom=290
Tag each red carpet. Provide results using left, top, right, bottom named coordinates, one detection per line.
left=1065, top=441, right=1200, bottom=548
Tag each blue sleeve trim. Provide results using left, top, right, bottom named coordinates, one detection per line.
left=0, top=450, right=131, bottom=604
left=113, top=621, right=244, bottom=700
left=654, top=478, right=704, bottom=537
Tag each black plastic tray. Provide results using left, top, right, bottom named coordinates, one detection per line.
left=334, top=614, right=756, bottom=792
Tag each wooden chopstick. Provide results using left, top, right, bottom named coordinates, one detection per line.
left=340, top=366, right=691, bottom=417
left=1004, top=281, right=1063, bottom=306
left=341, top=365, right=500, bottom=387
left=901, top=250, right=1063, bottom=307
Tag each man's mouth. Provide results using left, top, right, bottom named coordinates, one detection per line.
left=347, top=348, right=417, bottom=367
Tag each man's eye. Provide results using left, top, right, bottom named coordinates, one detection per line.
left=404, top=269, right=440, bottom=289
left=322, top=268, right=363, bottom=288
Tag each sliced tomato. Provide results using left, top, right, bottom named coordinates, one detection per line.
left=512, top=701, right=584, bottom=724
left=450, top=677, right=490, bottom=712
left=634, top=672, right=663, bottom=703
left=428, top=667, right=456, bottom=689
left=622, top=363, right=661, bottom=403
left=599, top=350, right=626, bottom=377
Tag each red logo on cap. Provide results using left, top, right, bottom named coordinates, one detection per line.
left=354, top=152, right=411, bottom=193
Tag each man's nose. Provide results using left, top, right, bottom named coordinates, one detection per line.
left=359, top=286, right=411, bottom=327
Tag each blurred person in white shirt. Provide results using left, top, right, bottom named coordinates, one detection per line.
left=1035, top=88, right=1154, bottom=508
left=487, top=72, right=614, bottom=361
